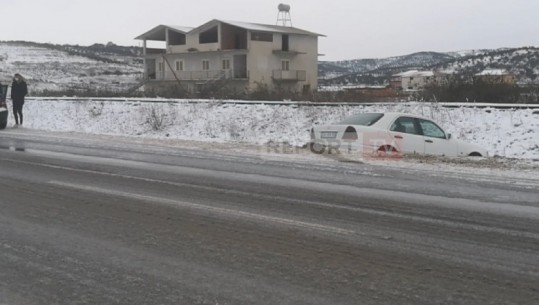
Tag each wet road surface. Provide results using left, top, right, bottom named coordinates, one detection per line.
left=1, top=131, right=538, bottom=304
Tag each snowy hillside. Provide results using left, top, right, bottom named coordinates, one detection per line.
left=0, top=42, right=142, bottom=94
left=436, top=47, right=539, bottom=85
left=321, top=52, right=456, bottom=75
left=321, top=47, right=539, bottom=86
left=8, top=98, right=539, bottom=160
left=2, top=40, right=536, bottom=95
left=319, top=51, right=459, bottom=83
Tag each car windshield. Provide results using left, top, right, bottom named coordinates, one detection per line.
left=337, top=113, right=384, bottom=126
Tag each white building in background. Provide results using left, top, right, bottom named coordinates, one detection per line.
left=391, top=70, right=435, bottom=91
left=135, top=19, right=324, bottom=94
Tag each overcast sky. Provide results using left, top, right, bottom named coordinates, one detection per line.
left=1, top=0, right=538, bottom=61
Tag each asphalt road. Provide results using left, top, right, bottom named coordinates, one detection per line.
left=1, top=130, right=538, bottom=305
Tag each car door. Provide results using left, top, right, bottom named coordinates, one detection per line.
left=0, top=85, right=8, bottom=130
left=389, top=116, right=425, bottom=154
left=418, top=119, right=457, bottom=156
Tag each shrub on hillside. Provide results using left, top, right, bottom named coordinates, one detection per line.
left=421, top=80, right=522, bottom=103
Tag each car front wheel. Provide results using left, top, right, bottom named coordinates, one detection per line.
left=468, top=152, right=482, bottom=157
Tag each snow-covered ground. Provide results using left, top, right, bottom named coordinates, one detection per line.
left=1, top=98, right=538, bottom=183
left=13, top=98, right=538, bottom=160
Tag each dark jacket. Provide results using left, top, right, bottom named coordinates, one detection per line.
left=11, top=80, right=28, bottom=103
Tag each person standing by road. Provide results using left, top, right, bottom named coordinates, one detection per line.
left=11, top=73, right=28, bottom=127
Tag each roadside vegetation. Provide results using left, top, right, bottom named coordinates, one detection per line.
left=419, top=79, right=538, bottom=104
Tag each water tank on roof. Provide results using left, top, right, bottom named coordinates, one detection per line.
left=278, top=3, right=290, bottom=12
left=276, top=4, right=292, bottom=26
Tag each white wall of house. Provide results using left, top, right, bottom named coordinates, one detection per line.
left=246, top=33, right=318, bottom=92
left=154, top=52, right=237, bottom=81
left=290, top=34, right=318, bottom=89
left=247, top=38, right=274, bottom=89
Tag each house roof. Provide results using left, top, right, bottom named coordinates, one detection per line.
left=135, top=19, right=324, bottom=40
left=475, top=69, right=510, bottom=76
left=216, top=19, right=325, bottom=37
left=393, top=70, right=434, bottom=78
left=135, top=25, right=194, bottom=40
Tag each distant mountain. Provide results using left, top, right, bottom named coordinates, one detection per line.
left=319, top=47, right=539, bottom=86
left=65, top=42, right=143, bottom=64
left=1, top=40, right=537, bottom=96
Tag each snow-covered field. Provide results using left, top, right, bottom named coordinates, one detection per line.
left=0, top=43, right=141, bottom=93
left=10, top=98, right=538, bottom=160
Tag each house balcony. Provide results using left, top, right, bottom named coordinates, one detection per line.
left=272, top=70, right=306, bottom=81
left=176, top=70, right=230, bottom=81
left=146, top=48, right=166, bottom=55
left=272, top=50, right=306, bottom=56
left=147, top=70, right=248, bottom=81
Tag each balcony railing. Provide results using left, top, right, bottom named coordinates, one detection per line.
left=146, top=48, right=166, bottom=55
left=148, top=70, right=240, bottom=81
left=272, top=70, right=306, bottom=81
left=272, top=50, right=306, bottom=56
left=175, top=70, right=231, bottom=80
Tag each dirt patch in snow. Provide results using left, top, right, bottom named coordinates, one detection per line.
left=401, top=154, right=539, bottom=170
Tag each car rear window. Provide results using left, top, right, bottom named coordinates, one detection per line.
left=337, top=113, right=384, bottom=126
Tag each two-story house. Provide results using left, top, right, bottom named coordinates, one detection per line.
left=391, top=70, right=459, bottom=91
left=135, top=19, right=323, bottom=94
left=391, top=70, right=435, bottom=91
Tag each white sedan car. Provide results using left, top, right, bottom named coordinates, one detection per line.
left=310, top=112, right=487, bottom=157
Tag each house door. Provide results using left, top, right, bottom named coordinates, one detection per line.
left=282, top=34, right=289, bottom=51
left=233, top=55, right=247, bottom=79
left=146, top=59, right=156, bottom=80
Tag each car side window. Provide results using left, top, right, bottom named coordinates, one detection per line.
left=0, top=85, right=6, bottom=100
left=419, top=119, right=446, bottom=139
left=390, top=117, right=420, bottom=135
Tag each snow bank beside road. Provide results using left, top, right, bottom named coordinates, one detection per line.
left=17, top=99, right=539, bottom=159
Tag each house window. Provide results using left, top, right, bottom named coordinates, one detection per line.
left=169, top=32, right=186, bottom=45
left=281, top=60, right=290, bottom=71
left=202, top=60, right=210, bottom=71
left=222, top=59, right=230, bottom=70
left=199, top=26, right=218, bottom=44
left=175, top=60, right=184, bottom=71
left=158, top=62, right=164, bottom=72
left=251, top=31, right=273, bottom=42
